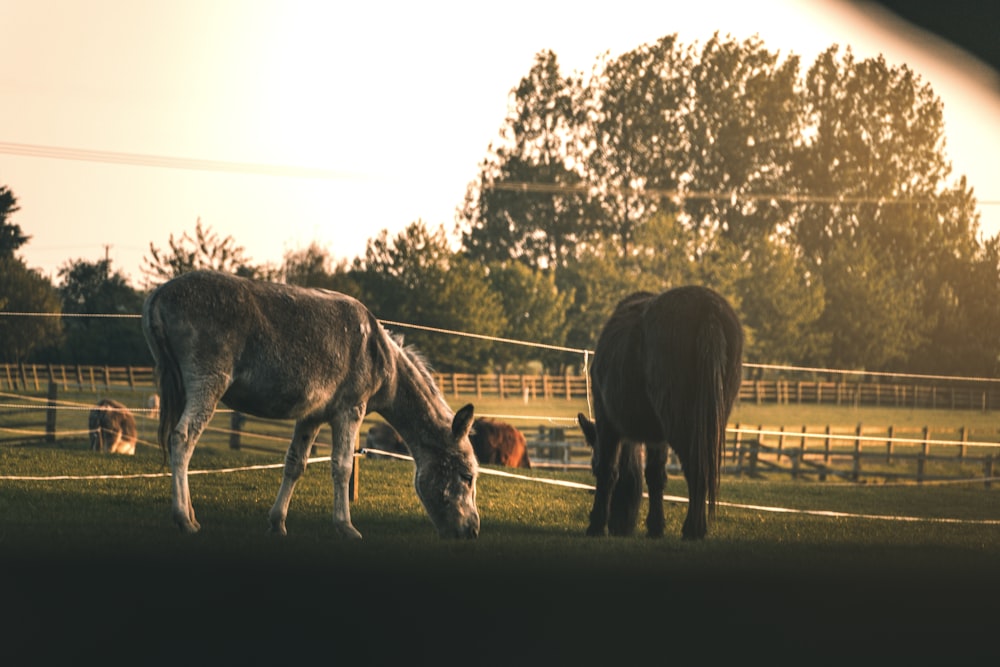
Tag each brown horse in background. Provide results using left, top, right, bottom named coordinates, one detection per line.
left=88, top=399, right=137, bottom=455
left=366, top=418, right=531, bottom=469
left=469, top=418, right=531, bottom=469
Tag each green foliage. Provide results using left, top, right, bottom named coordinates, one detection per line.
left=141, top=218, right=268, bottom=287
left=49, top=258, right=150, bottom=365
left=0, top=256, right=62, bottom=362
left=281, top=241, right=362, bottom=296
left=461, top=50, right=594, bottom=268
left=354, top=222, right=507, bottom=371
left=459, top=34, right=997, bottom=375
left=0, top=185, right=30, bottom=257
left=485, top=262, right=574, bottom=371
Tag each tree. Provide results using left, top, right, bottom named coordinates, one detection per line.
left=461, top=50, right=593, bottom=269
left=583, top=35, right=692, bottom=256
left=683, top=34, right=803, bottom=245
left=282, top=241, right=362, bottom=296
left=485, top=262, right=574, bottom=372
left=353, top=222, right=507, bottom=372
left=734, top=236, right=829, bottom=366
left=142, top=218, right=265, bottom=286
left=0, top=257, right=62, bottom=362
left=0, top=186, right=30, bottom=258
left=53, top=258, right=149, bottom=365
left=791, top=46, right=980, bottom=370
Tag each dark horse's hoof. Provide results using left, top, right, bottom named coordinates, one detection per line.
left=586, top=525, right=607, bottom=537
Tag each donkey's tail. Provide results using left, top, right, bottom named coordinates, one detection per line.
left=141, top=289, right=184, bottom=457
left=692, top=317, right=730, bottom=519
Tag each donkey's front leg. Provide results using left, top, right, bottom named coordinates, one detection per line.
left=268, top=419, right=322, bottom=536
left=327, top=403, right=364, bottom=540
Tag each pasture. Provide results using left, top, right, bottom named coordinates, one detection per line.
left=2, top=391, right=998, bottom=663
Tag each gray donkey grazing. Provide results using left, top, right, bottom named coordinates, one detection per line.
left=141, top=270, right=480, bottom=539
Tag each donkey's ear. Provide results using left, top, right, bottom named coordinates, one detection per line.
left=577, top=413, right=597, bottom=447
left=452, top=404, right=475, bottom=439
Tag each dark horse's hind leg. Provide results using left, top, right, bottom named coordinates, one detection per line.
left=643, top=444, right=668, bottom=538
left=607, top=442, right=643, bottom=536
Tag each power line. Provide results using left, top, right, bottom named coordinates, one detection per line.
left=1, top=309, right=998, bottom=385
left=0, top=141, right=369, bottom=181
left=490, top=181, right=1000, bottom=207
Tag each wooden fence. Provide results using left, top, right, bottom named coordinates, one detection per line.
left=3, top=363, right=998, bottom=410
left=727, top=423, right=999, bottom=487
left=3, top=383, right=997, bottom=486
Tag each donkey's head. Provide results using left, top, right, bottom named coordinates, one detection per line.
left=412, top=403, right=480, bottom=539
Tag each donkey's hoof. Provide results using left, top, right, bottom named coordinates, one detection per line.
left=585, top=525, right=607, bottom=537
left=332, top=522, right=363, bottom=540
left=175, top=515, right=201, bottom=534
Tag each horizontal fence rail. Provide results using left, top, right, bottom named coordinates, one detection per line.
left=2, top=364, right=998, bottom=411
left=4, top=387, right=998, bottom=487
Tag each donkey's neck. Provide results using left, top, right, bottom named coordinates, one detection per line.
left=372, top=351, right=453, bottom=444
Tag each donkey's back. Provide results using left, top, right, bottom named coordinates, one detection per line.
left=142, top=270, right=391, bottom=422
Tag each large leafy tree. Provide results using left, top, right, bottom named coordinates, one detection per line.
left=583, top=35, right=692, bottom=256
left=282, top=241, right=362, bottom=296
left=142, top=218, right=270, bottom=286
left=0, top=257, right=62, bottom=362
left=461, top=34, right=997, bottom=373
left=53, top=258, right=149, bottom=365
left=683, top=34, right=803, bottom=246
left=790, top=46, right=982, bottom=369
left=0, top=186, right=61, bottom=362
left=461, top=50, right=593, bottom=269
left=353, top=222, right=506, bottom=372
left=485, top=261, right=574, bottom=372
left=1, top=186, right=30, bottom=257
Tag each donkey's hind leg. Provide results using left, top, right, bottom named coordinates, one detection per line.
left=168, top=402, right=219, bottom=533
left=268, top=418, right=322, bottom=536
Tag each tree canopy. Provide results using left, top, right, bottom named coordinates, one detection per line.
left=3, top=32, right=998, bottom=376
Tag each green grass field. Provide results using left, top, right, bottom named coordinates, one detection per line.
left=2, top=392, right=998, bottom=662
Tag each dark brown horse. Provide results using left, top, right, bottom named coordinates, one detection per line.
left=142, top=270, right=480, bottom=540
left=469, top=418, right=531, bottom=469
left=88, top=399, right=137, bottom=455
left=583, top=286, right=743, bottom=540
left=365, top=418, right=531, bottom=469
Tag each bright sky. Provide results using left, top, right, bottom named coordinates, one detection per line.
left=3, top=0, right=999, bottom=285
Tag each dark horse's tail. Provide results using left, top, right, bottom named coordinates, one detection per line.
left=141, top=288, right=184, bottom=459
left=686, top=313, right=742, bottom=538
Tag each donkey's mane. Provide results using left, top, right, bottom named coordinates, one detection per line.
left=385, top=330, right=443, bottom=401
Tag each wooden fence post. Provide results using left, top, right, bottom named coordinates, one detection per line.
left=917, top=426, right=930, bottom=483
left=959, top=426, right=967, bottom=460
left=350, top=452, right=360, bottom=501
left=851, top=423, right=863, bottom=482
left=985, top=455, right=995, bottom=490
left=45, top=380, right=58, bottom=443
left=229, top=412, right=245, bottom=450
left=732, top=423, right=742, bottom=464
left=886, top=425, right=895, bottom=463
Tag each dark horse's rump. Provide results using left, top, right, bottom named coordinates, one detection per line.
left=585, top=286, right=743, bottom=539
